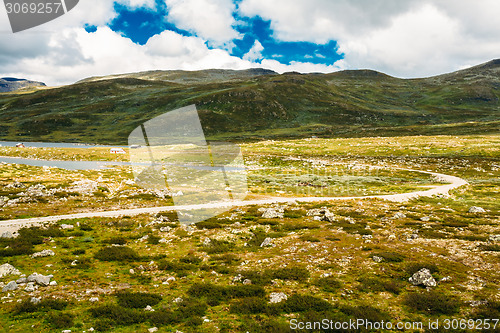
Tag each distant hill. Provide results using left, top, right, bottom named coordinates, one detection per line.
left=0, top=77, right=46, bottom=93
left=0, top=61, right=498, bottom=144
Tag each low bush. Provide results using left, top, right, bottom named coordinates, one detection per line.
left=102, top=236, right=127, bottom=245
left=90, top=304, right=146, bottom=325
left=272, top=267, right=310, bottom=282
left=115, top=291, right=162, bottom=309
left=180, top=254, right=203, bottom=264
left=13, top=298, right=68, bottom=314
left=46, top=312, right=74, bottom=329
left=147, top=235, right=161, bottom=245
left=230, top=297, right=268, bottom=314
left=94, top=246, right=140, bottom=262
left=201, top=239, right=235, bottom=254
left=479, top=244, right=500, bottom=251
left=299, top=234, right=321, bottom=242
left=372, top=252, right=405, bottom=262
left=340, top=304, right=390, bottom=322
left=314, top=276, right=342, bottom=292
left=149, top=310, right=181, bottom=326
left=283, top=294, right=333, bottom=313
left=357, top=277, right=403, bottom=294
left=187, top=283, right=265, bottom=305
left=404, top=262, right=439, bottom=276
left=403, top=291, right=460, bottom=315
left=157, top=259, right=197, bottom=276
left=210, top=253, right=240, bottom=265
left=71, top=248, right=86, bottom=255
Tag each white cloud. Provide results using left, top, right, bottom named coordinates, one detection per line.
left=238, top=0, right=500, bottom=77
left=164, top=0, right=240, bottom=47
left=243, top=40, right=263, bottom=61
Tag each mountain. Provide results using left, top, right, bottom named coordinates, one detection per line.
left=0, top=61, right=498, bottom=144
left=0, top=77, right=46, bottom=93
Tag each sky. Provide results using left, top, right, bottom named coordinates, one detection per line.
left=0, top=0, right=499, bottom=85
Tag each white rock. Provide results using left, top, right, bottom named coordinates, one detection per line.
left=49, top=280, right=57, bottom=286
left=60, top=224, right=74, bottom=230
left=27, top=272, right=51, bottom=286
left=148, top=328, right=158, bottom=333
left=393, top=212, right=406, bottom=219
left=0, top=231, right=14, bottom=238
left=30, top=297, right=41, bottom=304
left=89, top=297, right=99, bottom=302
left=260, top=237, right=273, bottom=247
left=173, top=297, right=183, bottom=303
left=269, top=292, right=287, bottom=303
left=489, top=235, right=500, bottom=242
left=468, top=206, right=486, bottom=213
left=409, top=268, right=436, bottom=287
left=129, top=269, right=135, bottom=274
left=2, top=281, right=18, bottom=292
left=24, top=282, right=36, bottom=292
left=0, top=263, right=21, bottom=278
left=30, top=249, right=55, bottom=258
left=261, top=208, right=283, bottom=219
left=144, top=305, right=155, bottom=311
left=372, top=256, right=383, bottom=263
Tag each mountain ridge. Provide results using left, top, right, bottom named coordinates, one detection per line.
left=0, top=60, right=498, bottom=144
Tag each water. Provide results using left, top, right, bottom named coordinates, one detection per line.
left=0, top=156, right=130, bottom=170
left=0, top=141, right=127, bottom=148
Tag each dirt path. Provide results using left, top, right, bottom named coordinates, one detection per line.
left=0, top=169, right=467, bottom=233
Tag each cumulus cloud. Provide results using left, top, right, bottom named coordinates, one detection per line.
left=238, top=0, right=500, bottom=77
left=243, top=40, right=263, bottom=61
left=164, top=0, right=240, bottom=47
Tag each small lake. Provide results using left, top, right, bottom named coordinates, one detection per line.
left=0, top=141, right=127, bottom=148
left=0, top=156, right=131, bottom=170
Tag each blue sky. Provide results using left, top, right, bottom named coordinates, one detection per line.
left=104, top=1, right=343, bottom=67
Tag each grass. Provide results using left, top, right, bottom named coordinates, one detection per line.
left=0, top=134, right=498, bottom=332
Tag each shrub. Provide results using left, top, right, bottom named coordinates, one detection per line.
left=403, top=291, right=460, bottom=315
left=180, top=254, right=202, bottom=264
left=94, top=246, right=140, bottom=262
left=357, top=277, right=402, bottom=294
left=71, top=249, right=86, bottom=255
left=90, top=304, right=146, bottom=325
left=314, top=276, right=342, bottom=293
left=13, top=298, right=68, bottom=314
left=284, top=294, right=333, bottom=313
left=149, top=310, right=181, bottom=326
left=147, top=235, right=161, bottom=245
left=102, top=236, right=127, bottom=245
left=372, top=252, right=405, bottom=262
left=158, top=259, right=197, bottom=276
left=187, top=283, right=265, bottom=305
left=405, top=262, right=439, bottom=276
left=340, top=304, right=390, bottom=322
left=272, top=267, right=310, bottom=282
left=478, top=244, right=500, bottom=251
left=116, top=291, right=162, bottom=309
left=201, top=239, right=235, bottom=254
left=210, top=253, right=240, bottom=265
left=79, top=223, right=93, bottom=231
left=230, top=297, right=268, bottom=314
left=299, top=234, right=321, bottom=242
left=46, top=312, right=74, bottom=329
left=176, top=298, right=207, bottom=317
left=238, top=270, right=273, bottom=286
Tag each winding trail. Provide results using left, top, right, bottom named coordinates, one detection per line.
left=0, top=168, right=467, bottom=233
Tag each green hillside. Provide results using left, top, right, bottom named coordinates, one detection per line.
left=0, top=61, right=499, bottom=144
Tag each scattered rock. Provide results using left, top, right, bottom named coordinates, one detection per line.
left=30, top=249, right=55, bottom=258
left=24, top=282, right=36, bottom=292
left=62, top=330, right=71, bottom=333
left=488, top=235, right=500, bottom=242
left=89, top=297, right=99, bottom=302
left=242, top=279, right=252, bottom=285
left=0, top=263, right=21, bottom=278
left=7, top=181, right=26, bottom=188
left=148, top=328, right=158, bottom=333
left=0, top=231, right=14, bottom=238
left=129, top=269, right=135, bottom=274
left=16, top=277, right=27, bottom=284
left=232, top=274, right=243, bottom=283
left=2, top=281, right=18, bottom=292
left=269, top=292, right=287, bottom=303
left=393, top=212, right=406, bottom=219
left=372, top=256, right=383, bottom=263
left=420, top=216, right=430, bottom=222
left=60, top=224, right=74, bottom=230
left=27, top=273, right=52, bottom=286
left=261, top=208, right=284, bottom=219
left=468, top=206, right=486, bottom=213
left=49, top=280, right=57, bottom=286
left=173, top=297, right=183, bottom=303
left=30, top=297, right=41, bottom=304
left=409, top=268, right=436, bottom=287
left=260, top=237, right=273, bottom=247
left=144, top=305, right=155, bottom=311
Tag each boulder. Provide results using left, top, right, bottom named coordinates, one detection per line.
left=2, top=281, right=18, bottom=292
left=0, top=263, right=21, bottom=278
left=393, top=212, right=406, bottom=219
left=27, top=273, right=52, bottom=286
left=30, top=249, right=55, bottom=258
left=269, top=292, right=287, bottom=303
left=409, top=268, right=436, bottom=287
left=261, top=208, right=284, bottom=219
left=260, top=237, right=273, bottom=247
left=468, top=206, right=486, bottom=213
